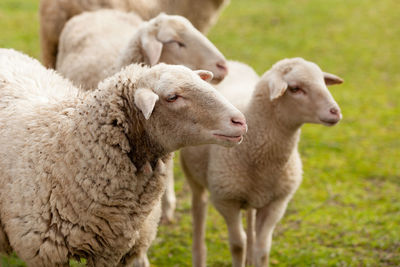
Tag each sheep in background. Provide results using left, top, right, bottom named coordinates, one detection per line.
left=0, top=49, right=247, bottom=267
left=39, top=0, right=231, bottom=68
left=56, top=10, right=228, bottom=89
left=181, top=58, right=343, bottom=267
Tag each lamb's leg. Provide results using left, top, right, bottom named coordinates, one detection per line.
left=246, top=208, right=256, bottom=266
left=186, top=177, right=208, bottom=267
left=161, top=154, right=176, bottom=224
left=214, top=200, right=246, bottom=267
left=254, top=199, right=289, bottom=267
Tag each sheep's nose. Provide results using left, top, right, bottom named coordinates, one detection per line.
left=231, top=117, right=247, bottom=132
left=330, top=107, right=340, bottom=115
left=216, top=61, right=228, bottom=76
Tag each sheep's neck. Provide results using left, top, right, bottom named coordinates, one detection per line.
left=115, top=36, right=148, bottom=72
left=239, top=89, right=301, bottom=169
left=79, top=87, right=166, bottom=170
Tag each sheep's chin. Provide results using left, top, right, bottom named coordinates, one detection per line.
left=212, top=134, right=243, bottom=146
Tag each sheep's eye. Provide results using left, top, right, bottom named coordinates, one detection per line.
left=167, top=40, right=185, bottom=48
left=289, top=87, right=303, bottom=94
left=176, top=41, right=185, bottom=48
left=166, top=94, right=179, bottom=102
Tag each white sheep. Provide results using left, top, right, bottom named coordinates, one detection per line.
left=39, top=0, right=231, bottom=68
left=0, top=49, right=247, bottom=267
left=55, top=9, right=229, bottom=224
left=180, top=58, right=343, bottom=267
left=56, top=10, right=228, bottom=89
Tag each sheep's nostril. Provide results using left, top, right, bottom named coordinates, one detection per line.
left=330, top=107, right=339, bottom=115
left=216, top=61, right=228, bottom=74
left=231, top=117, right=246, bottom=127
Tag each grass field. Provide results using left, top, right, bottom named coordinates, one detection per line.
left=1, top=0, right=399, bottom=266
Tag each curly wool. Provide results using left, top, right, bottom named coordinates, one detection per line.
left=0, top=49, right=168, bottom=267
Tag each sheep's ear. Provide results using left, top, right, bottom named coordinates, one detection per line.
left=194, top=70, right=213, bottom=82
left=134, top=88, right=159, bottom=120
left=141, top=33, right=163, bottom=66
left=268, top=72, right=288, bottom=101
left=323, top=72, right=344, bottom=86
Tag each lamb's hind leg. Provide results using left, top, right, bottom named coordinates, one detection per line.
left=214, top=200, right=246, bottom=267
left=254, top=199, right=289, bottom=267
left=161, top=154, right=176, bottom=224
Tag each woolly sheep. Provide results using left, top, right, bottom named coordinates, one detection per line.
left=0, top=49, right=247, bottom=267
left=56, top=10, right=228, bottom=90
left=39, top=0, right=231, bottom=68
left=180, top=58, right=343, bottom=267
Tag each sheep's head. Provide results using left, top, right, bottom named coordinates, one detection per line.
left=138, top=13, right=228, bottom=84
left=134, top=64, right=247, bottom=152
left=262, top=57, right=343, bottom=127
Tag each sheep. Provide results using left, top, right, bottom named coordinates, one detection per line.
left=0, top=48, right=247, bottom=267
left=56, top=9, right=229, bottom=224
left=39, top=0, right=231, bottom=68
left=180, top=58, right=343, bottom=267
left=56, top=10, right=228, bottom=90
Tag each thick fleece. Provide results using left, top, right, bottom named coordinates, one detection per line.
left=0, top=49, right=171, bottom=267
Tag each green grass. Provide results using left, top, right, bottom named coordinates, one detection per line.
left=1, top=0, right=399, bottom=266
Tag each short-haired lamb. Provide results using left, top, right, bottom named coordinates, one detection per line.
left=181, top=58, right=343, bottom=267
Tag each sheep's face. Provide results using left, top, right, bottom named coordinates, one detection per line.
left=134, top=64, right=247, bottom=152
left=140, top=13, right=228, bottom=84
left=266, top=58, right=343, bottom=127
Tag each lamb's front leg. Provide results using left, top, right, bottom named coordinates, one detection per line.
left=214, top=200, right=246, bottom=267
left=254, top=199, right=289, bottom=267
left=246, top=208, right=256, bottom=266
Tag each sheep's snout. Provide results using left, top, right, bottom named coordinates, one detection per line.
left=212, top=112, right=247, bottom=146
left=319, top=105, right=342, bottom=126
left=211, top=60, right=228, bottom=84
left=231, top=116, right=247, bottom=132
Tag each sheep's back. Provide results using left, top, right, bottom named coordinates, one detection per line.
left=56, top=9, right=143, bottom=89
left=214, top=60, right=259, bottom=112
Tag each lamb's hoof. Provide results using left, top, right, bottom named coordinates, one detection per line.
left=246, top=256, right=254, bottom=266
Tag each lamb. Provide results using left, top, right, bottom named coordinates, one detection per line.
left=39, top=0, right=231, bottom=68
left=0, top=49, right=247, bottom=267
left=55, top=10, right=229, bottom=224
left=180, top=58, right=343, bottom=267
left=56, top=10, right=228, bottom=90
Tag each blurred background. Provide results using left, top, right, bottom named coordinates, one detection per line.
left=0, top=0, right=399, bottom=266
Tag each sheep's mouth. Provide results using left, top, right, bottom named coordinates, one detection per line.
left=213, top=134, right=243, bottom=143
left=319, top=118, right=340, bottom=126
